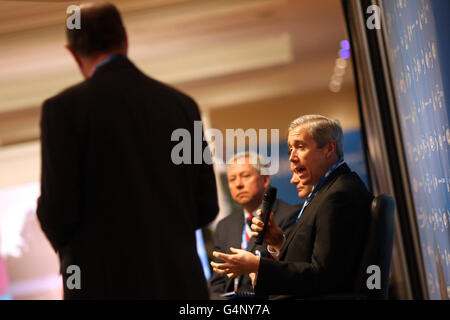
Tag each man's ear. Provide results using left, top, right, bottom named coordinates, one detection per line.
left=324, top=140, right=337, bottom=159
left=262, top=175, right=270, bottom=189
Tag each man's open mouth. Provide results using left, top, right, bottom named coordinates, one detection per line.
left=297, top=167, right=306, bottom=174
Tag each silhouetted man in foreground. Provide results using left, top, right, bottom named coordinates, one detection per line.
left=37, top=3, right=218, bottom=299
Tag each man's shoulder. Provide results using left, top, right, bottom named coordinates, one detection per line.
left=321, top=167, right=373, bottom=206
left=115, top=65, right=202, bottom=122
left=42, top=80, right=89, bottom=114
left=144, top=75, right=194, bottom=103
left=334, top=169, right=370, bottom=194
left=120, top=60, right=198, bottom=110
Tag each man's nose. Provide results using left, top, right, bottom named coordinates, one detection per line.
left=235, top=178, right=244, bottom=188
left=289, top=150, right=297, bottom=162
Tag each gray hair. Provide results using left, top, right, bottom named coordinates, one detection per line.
left=227, top=151, right=269, bottom=175
left=288, top=115, right=344, bottom=158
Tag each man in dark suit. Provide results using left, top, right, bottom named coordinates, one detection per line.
left=37, top=3, right=218, bottom=299
left=211, top=115, right=372, bottom=298
left=209, top=152, right=299, bottom=296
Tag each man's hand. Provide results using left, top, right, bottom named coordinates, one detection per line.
left=251, top=210, right=284, bottom=251
left=211, top=248, right=260, bottom=279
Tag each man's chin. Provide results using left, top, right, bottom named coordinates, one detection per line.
left=235, top=200, right=250, bottom=206
left=234, top=197, right=252, bottom=206
left=298, top=192, right=308, bottom=199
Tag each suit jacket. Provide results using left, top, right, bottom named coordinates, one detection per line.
left=254, top=164, right=372, bottom=298
left=209, top=199, right=299, bottom=296
left=37, top=56, right=219, bottom=299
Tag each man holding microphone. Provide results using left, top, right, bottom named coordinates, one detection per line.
left=211, top=115, right=372, bottom=298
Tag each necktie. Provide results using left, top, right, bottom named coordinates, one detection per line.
left=246, top=215, right=254, bottom=244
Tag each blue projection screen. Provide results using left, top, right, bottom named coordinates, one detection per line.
left=382, top=0, right=449, bottom=299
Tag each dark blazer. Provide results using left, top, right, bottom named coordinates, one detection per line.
left=37, top=56, right=219, bottom=299
left=254, top=164, right=372, bottom=298
left=209, top=199, right=299, bottom=296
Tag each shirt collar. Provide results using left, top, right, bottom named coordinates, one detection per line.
left=311, top=158, right=345, bottom=193
left=92, top=54, right=127, bottom=75
left=243, top=204, right=262, bottom=219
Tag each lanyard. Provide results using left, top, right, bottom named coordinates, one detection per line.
left=235, top=217, right=251, bottom=291
left=93, top=54, right=126, bottom=75
left=295, top=158, right=344, bottom=223
left=241, top=222, right=250, bottom=250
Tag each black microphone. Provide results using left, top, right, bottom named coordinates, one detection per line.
left=254, top=186, right=277, bottom=245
